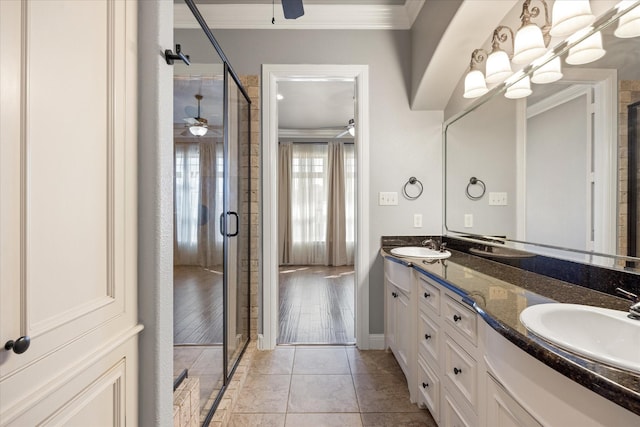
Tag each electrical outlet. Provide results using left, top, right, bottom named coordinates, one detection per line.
left=379, top=192, right=398, bottom=206
left=489, top=192, right=508, bottom=206
left=413, top=214, right=423, bottom=228
left=464, top=214, right=473, bottom=228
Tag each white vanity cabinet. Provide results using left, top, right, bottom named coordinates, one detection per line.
left=384, top=253, right=640, bottom=427
left=415, top=270, right=481, bottom=427
left=384, top=259, right=415, bottom=384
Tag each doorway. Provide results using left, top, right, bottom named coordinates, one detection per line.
left=261, top=65, right=371, bottom=350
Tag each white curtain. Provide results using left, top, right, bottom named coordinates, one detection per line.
left=279, top=142, right=355, bottom=266
left=174, top=141, right=224, bottom=267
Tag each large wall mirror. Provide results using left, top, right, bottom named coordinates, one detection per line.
left=445, top=0, right=640, bottom=271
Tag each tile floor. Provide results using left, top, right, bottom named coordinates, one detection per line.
left=228, top=346, right=437, bottom=426
left=174, top=345, right=224, bottom=419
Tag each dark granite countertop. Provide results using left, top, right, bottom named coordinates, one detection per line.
left=380, top=242, right=640, bottom=417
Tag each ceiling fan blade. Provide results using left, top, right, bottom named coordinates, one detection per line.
left=282, top=0, right=304, bottom=19
left=184, top=117, right=198, bottom=125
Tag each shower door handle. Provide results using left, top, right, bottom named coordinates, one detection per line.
left=227, top=211, right=239, bottom=237
left=219, top=212, right=226, bottom=236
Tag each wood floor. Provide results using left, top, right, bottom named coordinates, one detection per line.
left=278, top=265, right=355, bottom=345
left=174, top=265, right=224, bottom=345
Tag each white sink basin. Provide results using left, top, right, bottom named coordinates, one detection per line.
left=390, top=246, right=451, bottom=259
left=520, top=303, right=640, bottom=373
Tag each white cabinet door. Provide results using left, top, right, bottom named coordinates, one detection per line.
left=385, top=283, right=397, bottom=351
left=487, top=374, right=542, bottom=427
left=396, top=289, right=411, bottom=372
left=0, top=1, right=139, bottom=424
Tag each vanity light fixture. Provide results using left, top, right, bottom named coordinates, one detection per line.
left=566, top=30, right=606, bottom=64
left=615, top=1, right=640, bottom=38
left=463, top=49, right=489, bottom=99
left=512, top=0, right=551, bottom=64
left=550, top=0, right=595, bottom=37
left=485, top=26, right=515, bottom=84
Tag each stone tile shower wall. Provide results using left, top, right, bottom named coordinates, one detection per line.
left=618, top=80, right=640, bottom=262
left=239, top=75, right=260, bottom=340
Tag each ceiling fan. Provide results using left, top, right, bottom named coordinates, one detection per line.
left=183, top=94, right=208, bottom=136
left=281, top=0, right=304, bottom=19
left=335, top=119, right=356, bottom=138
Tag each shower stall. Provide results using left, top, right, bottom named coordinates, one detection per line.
left=172, top=1, right=251, bottom=424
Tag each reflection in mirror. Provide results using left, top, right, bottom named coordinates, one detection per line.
left=445, top=1, right=640, bottom=271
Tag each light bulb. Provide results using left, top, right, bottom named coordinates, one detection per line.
left=485, top=50, right=513, bottom=84
left=189, top=125, right=208, bottom=136
left=566, top=31, right=605, bottom=65
left=513, top=24, right=547, bottom=64
left=505, top=76, right=532, bottom=99
left=463, top=69, right=489, bottom=99
left=550, top=0, right=595, bottom=37
left=531, top=57, right=563, bottom=84
left=615, top=1, right=640, bottom=38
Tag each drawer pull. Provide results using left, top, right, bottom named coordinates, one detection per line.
left=392, top=292, right=398, bottom=298
left=422, top=382, right=429, bottom=388
left=424, top=292, right=431, bottom=298
left=424, top=334, right=431, bottom=340
left=453, top=367, right=462, bottom=375
left=453, top=314, right=462, bottom=322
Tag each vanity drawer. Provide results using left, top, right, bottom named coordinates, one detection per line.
left=418, top=309, right=440, bottom=366
left=417, top=357, right=440, bottom=422
left=444, top=333, right=478, bottom=410
left=384, top=258, right=411, bottom=294
left=443, top=295, right=477, bottom=346
left=417, top=273, right=440, bottom=315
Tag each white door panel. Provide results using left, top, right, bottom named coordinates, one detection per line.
left=0, top=0, right=139, bottom=423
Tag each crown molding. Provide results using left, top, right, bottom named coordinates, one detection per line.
left=175, top=1, right=425, bottom=30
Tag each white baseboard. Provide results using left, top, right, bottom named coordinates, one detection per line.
left=368, top=334, right=385, bottom=350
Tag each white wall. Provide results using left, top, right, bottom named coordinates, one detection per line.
left=174, top=28, right=443, bottom=334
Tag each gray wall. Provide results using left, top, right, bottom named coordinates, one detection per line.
left=174, top=28, right=443, bottom=335
left=445, top=94, right=518, bottom=238
left=138, top=1, right=174, bottom=425
left=527, top=94, right=588, bottom=249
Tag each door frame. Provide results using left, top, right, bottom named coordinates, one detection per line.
left=260, top=64, right=370, bottom=350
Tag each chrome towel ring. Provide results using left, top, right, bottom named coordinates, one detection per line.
left=403, top=177, right=423, bottom=200
left=466, top=177, right=486, bottom=200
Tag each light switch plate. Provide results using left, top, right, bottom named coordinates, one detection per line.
left=379, top=192, right=398, bottom=206
left=413, top=214, right=423, bottom=228
left=489, top=192, right=508, bottom=206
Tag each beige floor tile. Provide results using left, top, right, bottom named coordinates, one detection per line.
left=352, top=374, right=422, bottom=413
left=346, top=348, right=404, bottom=377
left=285, top=413, right=363, bottom=427
left=360, top=412, right=437, bottom=426
left=288, top=374, right=358, bottom=413
left=234, top=374, right=291, bottom=413
left=187, top=347, right=224, bottom=376
left=227, top=413, right=286, bottom=427
left=293, top=347, right=350, bottom=374
left=252, top=348, right=296, bottom=375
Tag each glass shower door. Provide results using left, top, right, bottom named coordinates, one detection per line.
left=224, top=67, right=251, bottom=373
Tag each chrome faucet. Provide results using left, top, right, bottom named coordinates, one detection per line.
left=615, top=288, right=640, bottom=320
left=421, top=239, right=437, bottom=250
left=421, top=239, right=447, bottom=252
